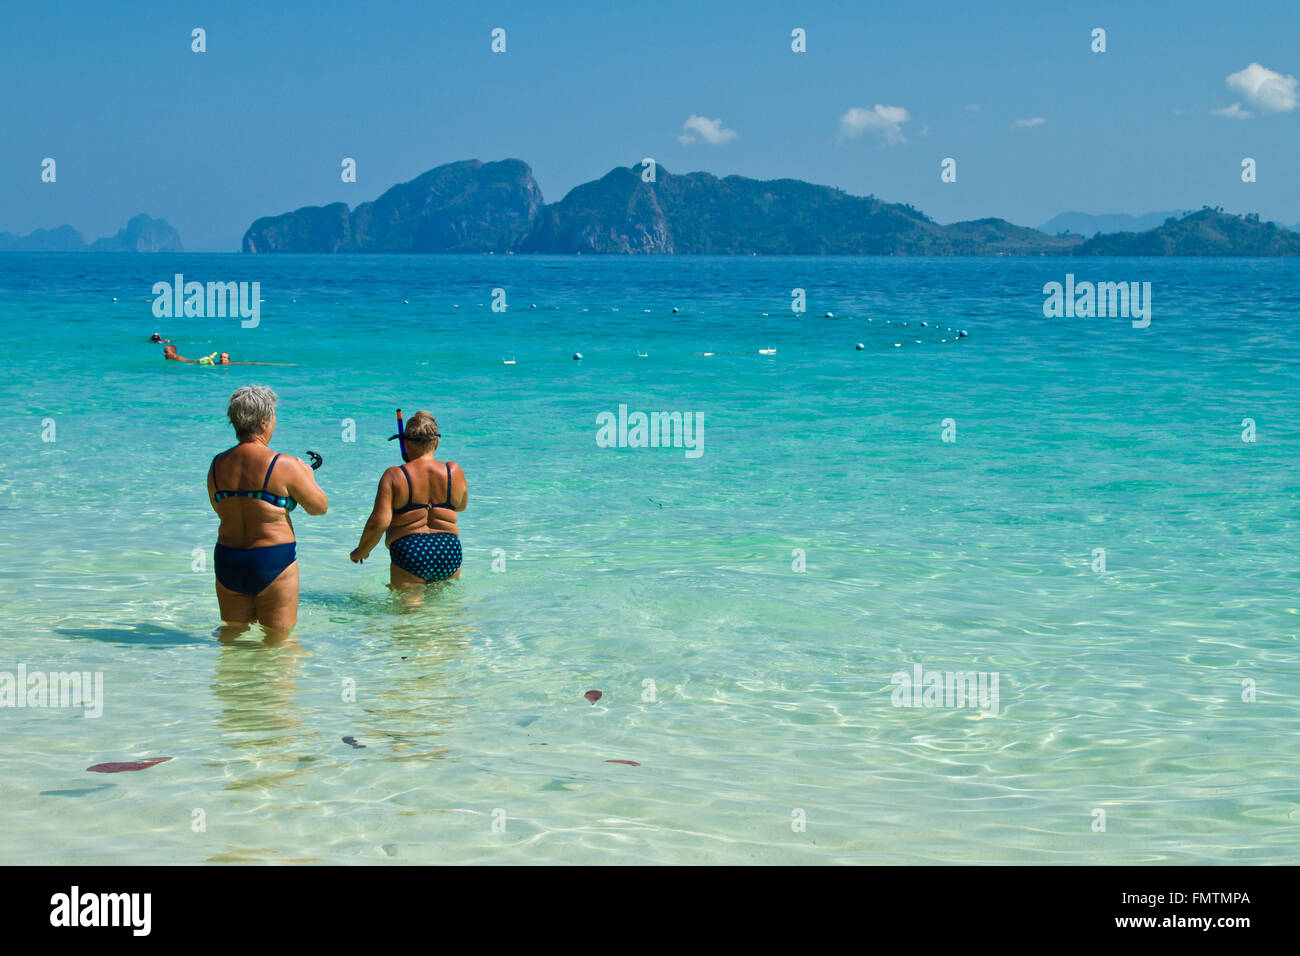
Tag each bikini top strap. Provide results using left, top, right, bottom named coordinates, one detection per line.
left=399, top=464, right=414, bottom=506
left=261, top=453, right=282, bottom=491
left=444, top=462, right=452, bottom=505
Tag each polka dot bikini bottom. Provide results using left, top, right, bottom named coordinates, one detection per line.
left=388, top=532, right=462, bottom=582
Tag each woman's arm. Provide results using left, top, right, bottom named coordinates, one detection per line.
left=451, top=462, right=469, bottom=512
left=287, top=456, right=329, bottom=515
left=351, top=470, right=394, bottom=563
left=206, top=461, right=219, bottom=512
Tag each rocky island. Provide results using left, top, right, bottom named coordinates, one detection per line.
left=241, top=160, right=1300, bottom=257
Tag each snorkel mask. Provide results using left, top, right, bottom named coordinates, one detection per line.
left=387, top=408, right=445, bottom=462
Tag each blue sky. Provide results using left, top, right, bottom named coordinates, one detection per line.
left=2, top=0, right=1297, bottom=249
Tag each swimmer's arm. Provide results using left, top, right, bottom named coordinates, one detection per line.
left=351, top=471, right=394, bottom=562
left=288, top=457, right=328, bottom=515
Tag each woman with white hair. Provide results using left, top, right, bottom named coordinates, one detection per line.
left=207, top=385, right=328, bottom=632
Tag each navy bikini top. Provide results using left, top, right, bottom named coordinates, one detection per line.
left=394, top=462, right=454, bottom=514
left=211, top=452, right=298, bottom=512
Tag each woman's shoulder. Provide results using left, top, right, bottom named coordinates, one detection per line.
left=210, top=444, right=245, bottom=468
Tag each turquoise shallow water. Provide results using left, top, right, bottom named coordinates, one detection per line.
left=0, top=253, right=1297, bottom=864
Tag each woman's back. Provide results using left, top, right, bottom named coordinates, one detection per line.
left=388, top=457, right=462, bottom=540
left=209, top=444, right=297, bottom=548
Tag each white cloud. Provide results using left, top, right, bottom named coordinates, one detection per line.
left=1216, top=62, right=1298, bottom=118
left=1014, top=117, right=1046, bottom=128
left=839, top=104, right=910, bottom=145
left=677, top=115, right=737, bottom=145
left=1212, top=103, right=1253, bottom=119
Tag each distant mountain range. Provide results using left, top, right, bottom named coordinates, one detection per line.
left=0, top=214, right=183, bottom=252
left=243, top=159, right=1079, bottom=255
left=242, top=160, right=1300, bottom=256
left=1037, top=211, right=1192, bottom=237
left=7, top=173, right=1294, bottom=256
left=1072, top=209, right=1300, bottom=255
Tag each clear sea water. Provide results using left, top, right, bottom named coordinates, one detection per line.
left=0, top=252, right=1297, bottom=864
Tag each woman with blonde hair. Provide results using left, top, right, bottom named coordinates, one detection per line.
left=350, top=410, right=468, bottom=587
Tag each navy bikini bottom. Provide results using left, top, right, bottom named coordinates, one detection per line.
left=214, top=542, right=297, bottom=595
left=388, top=532, right=462, bottom=582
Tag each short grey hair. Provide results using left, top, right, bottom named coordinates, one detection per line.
left=227, top=385, right=278, bottom=440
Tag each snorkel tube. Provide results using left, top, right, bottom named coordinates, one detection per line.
left=393, top=408, right=409, bottom=462
left=305, top=450, right=323, bottom=470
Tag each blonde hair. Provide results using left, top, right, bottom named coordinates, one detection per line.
left=404, top=410, right=440, bottom=446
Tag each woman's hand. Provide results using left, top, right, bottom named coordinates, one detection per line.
left=290, top=457, right=329, bottom=516
left=350, top=548, right=368, bottom=564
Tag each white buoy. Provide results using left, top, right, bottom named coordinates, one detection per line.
left=672, top=307, right=679, bottom=313
left=403, top=300, right=409, bottom=305
left=958, top=330, right=968, bottom=338
left=573, top=352, right=583, bottom=360
left=856, top=343, right=864, bottom=350
left=894, top=343, right=901, bottom=348
left=825, top=311, right=834, bottom=318
left=922, top=321, right=928, bottom=327
left=111, top=297, right=117, bottom=302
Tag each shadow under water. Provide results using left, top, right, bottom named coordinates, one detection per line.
left=53, top=622, right=209, bottom=646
